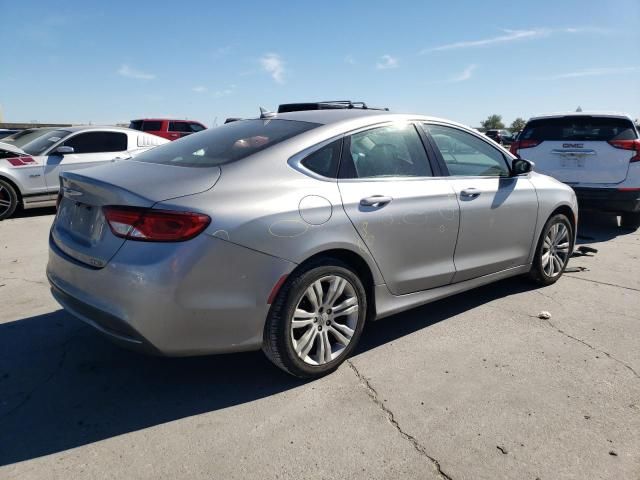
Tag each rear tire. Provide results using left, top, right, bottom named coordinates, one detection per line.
left=0, top=179, right=19, bottom=220
left=621, top=212, right=640, bottom=230
left=263, top=259, right=367, bottom=379
left=527, top=213, right=574, bottom=286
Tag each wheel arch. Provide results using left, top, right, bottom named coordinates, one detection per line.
left=281, top=248, right=378, bottom=320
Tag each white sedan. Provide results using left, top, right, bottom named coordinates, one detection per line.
left=0, top=126, right=168, bottom=219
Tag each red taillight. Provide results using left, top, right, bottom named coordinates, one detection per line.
left=103, top=206, right=211, bottom=242
left=608, top=139, right=640, bottom=162
left=6, top=156, right=36, bottom=166
left=509, top=139, right=541, bottom=156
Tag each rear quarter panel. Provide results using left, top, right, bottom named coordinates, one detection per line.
left=155, top=138, right=387, bottom=286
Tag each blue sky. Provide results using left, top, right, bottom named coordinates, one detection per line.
left=2, top=0, right=639, bottom=127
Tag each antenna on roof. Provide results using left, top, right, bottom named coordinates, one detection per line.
left=259, top=107, right=276, bottom=119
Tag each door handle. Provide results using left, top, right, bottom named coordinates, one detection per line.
left=360, top=195, right=393, bottom=207
left=460, top=188, right=481, bottom=199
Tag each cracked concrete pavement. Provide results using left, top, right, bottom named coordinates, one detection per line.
left=0, top=209, right=639, bottom=479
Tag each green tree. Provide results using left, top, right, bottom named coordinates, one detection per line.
left=480, top=114, right=504, bottom=130
left=509, top=117, right=526, bottom=133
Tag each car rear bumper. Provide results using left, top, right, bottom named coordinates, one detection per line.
left=573, top=187, right=640, bottom=214
left=47, top=232, right=296, bottom=356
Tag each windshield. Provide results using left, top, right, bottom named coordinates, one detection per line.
left=134, top=119, right=319, bottom=168
left=522, top=116, right=637, bottom=142
left=0, top=129, right=72, bottom=155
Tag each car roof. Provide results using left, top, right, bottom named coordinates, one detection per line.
left=253, top=109, right=475, bottom=131
left=131, top=118, right=201, bottom=122
left=529, top=111, right=634, bottom=121
left=20, top=126, right=141, bottom=134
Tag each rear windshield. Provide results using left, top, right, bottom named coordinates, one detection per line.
left=0, top=129, right=71, bottom=155
left=134, top=119, right=319, bottom=168
left=522, top=116, right=637, bottom=142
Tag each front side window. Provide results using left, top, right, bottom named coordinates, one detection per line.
left=340, top=124, right=432, bottom=179
left=189, top=123, right=206, bottom=133
left=425, top=124, right=510, bottom=177
left=300, top=139, right=342, bottom=178
left=135, top=119, right=319, bottom=168
left=63, top=132, right=128, bottom=154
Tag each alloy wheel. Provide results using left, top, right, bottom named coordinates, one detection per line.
left=0, top=185, right=13, bottom=218
left=290, top=275, right=359, bottom=365
left=541, top=222, right=570, bottom=277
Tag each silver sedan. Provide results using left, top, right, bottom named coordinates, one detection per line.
left=47, top=106, right=578, bottom=378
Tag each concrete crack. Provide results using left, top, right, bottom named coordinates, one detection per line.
left=347, top=360, right=453, bottom=480
left=564, top=275, right=640, bottom=293
left=540, top=318, right=639, bottom=380
left=0, top=276, right=47, bottom=286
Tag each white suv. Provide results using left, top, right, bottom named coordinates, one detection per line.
left=511, top=113, right=640, bottom=228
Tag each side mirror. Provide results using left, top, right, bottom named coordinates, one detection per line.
left=54, top=146, right=74, bottom=155
left=512, top=158, right=534, bottom=175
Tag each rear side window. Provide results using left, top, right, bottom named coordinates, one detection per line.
left=63, top=132, right=128, bottom=154
left=141, top=121, right=163, bottom=132
left=340, top=124, right=432, bottom=179
left=129, top=120, right=143, bottom=131
left=168, top=121, right=192, bottom=133
left=134, top=119, right=319, bottom=168
left=301, top=139, right=342, bottom=178
left=522, top=116, right=638, bottom=142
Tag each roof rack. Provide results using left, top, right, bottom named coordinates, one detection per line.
left=277, top=101, right=389, bottom=113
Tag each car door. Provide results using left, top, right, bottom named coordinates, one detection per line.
left=422, top=123, right=538, bottom=283
left=338, top=122, right=460, bottom=295
left=43, top=131, right=129, bottom=190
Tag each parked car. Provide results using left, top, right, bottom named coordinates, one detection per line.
left=485, top=129, right=513, bottom=145
left=47, top=103, right=577, bottom=379
left=510, top=113, right=640, bottom=228
left=0, top=129, right=20, bottom=140
left=129, top=118, right=207, bottom=141
left=0, top=126, right=168, bottom=219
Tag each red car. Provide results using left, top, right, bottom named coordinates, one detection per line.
left=129, top=118, right=206, bottom=141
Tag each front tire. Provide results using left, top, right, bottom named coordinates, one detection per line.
left=621, top=212, right=640, bottom=230
left=263, top=260, right=367, bottom=378
left=0, top=179, right=19, bottom=220
left=528, top=213, right=573, bottom=286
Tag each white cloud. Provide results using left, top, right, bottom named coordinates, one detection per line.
left=545, top=66, right=640, bottom=79
left=117, top=64, right=155, bottom=80
left=192, top=86, right=208, bottom=93
left=212, top=84, right=237, bottom=98
left=260, top=53, right=285, bottom=84
left=424, top=29, right=548, bottom=53
left=376, top=54, right=398, bottom=70
left=421, top=26, right=610, bottom=53
left=450, top=64, right=477, bottom=82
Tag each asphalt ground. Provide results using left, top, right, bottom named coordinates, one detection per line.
left=1, top=208, right=638, bottom=479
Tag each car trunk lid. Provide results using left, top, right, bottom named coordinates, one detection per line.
left=52, top=161, right=220, bottom=268
left=516, top=115, right=637, bottom=185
